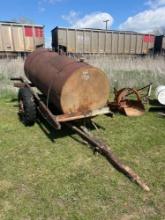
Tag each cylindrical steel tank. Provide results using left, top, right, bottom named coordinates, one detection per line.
left=24, top=48, right=110, bottom=113
left=155, top=85, right=165, bottom=105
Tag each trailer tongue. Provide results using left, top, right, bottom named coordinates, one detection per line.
left=66, top=123, right=150, bottom=191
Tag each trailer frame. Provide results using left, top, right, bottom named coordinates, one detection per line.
left=11, top=77, right=113, bottom=130
left=11, top=77, right=151, bottom=191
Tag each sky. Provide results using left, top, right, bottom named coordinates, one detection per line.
left=0, top=0, right=165, bottom=46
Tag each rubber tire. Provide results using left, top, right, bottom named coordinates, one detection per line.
left=18, top=88, right=36, bottom=126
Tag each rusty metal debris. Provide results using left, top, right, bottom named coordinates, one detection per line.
left=110, top=84, right=152, bottom=117
left=110, top=88, right=145, bottom=116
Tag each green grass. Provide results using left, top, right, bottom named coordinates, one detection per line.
left=0, top=95, right=165, bottom=220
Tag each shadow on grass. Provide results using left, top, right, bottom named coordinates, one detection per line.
left=36, top=116, right=73, bottom=142
left=10, top=97, right=105, bottom=144
left=36, top=115, right=104, bottom=144
left=10, top=97, right=18, bottom=102
left=149, top=99, right=165, bottom=112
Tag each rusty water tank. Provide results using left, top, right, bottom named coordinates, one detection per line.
left=24, top=48, right=110, bottom=113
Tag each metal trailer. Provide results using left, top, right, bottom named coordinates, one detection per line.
left=11, top=76, right=150, bottom=191
left=52, top=27, right=155, bottom=55
left=10, top=49, right=151, bottom=191
left=0, top=21, right=44, bottom=57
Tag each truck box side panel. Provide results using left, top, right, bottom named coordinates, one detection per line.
left=0, top=25, right=3, bottom=51
left=118, top=33, right=124, bottom=54
left=34, top=27, right=44, bottom=48
left=12, top=25, right=25, bottom=51
left=24, top=26, right=34, bottom=51
left=130, top=34, right=136, bottom=54
left=92, top=31, right=99, bottom=53
left=58, top=29, right=67, bottom=48
left=112, top=32, right=118, bottom=54
left=1, top=25, right=13, bottom=51
left=52, top=27, right=158, bottom=55
left=124, top=34, right=131, bottom=54
left=76, top=30, right=83, bottom=52
left=67, top=29, right=76, bottom=53
left=98, top=32, right=105, bottom=53
left=136, top=35, right=143, bottom=54
left=0, top=23, right=44, bottom=53
left=105, top=32, right=112, bottom=53
left=84, top=30, right=91, bottom=53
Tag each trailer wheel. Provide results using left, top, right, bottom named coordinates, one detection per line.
left=18, top=87, right=36, bottom=126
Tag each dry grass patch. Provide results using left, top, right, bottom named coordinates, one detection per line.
left=0, top=58, right=24, bottom=97
left=88, top=55, right=165, bottom=89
